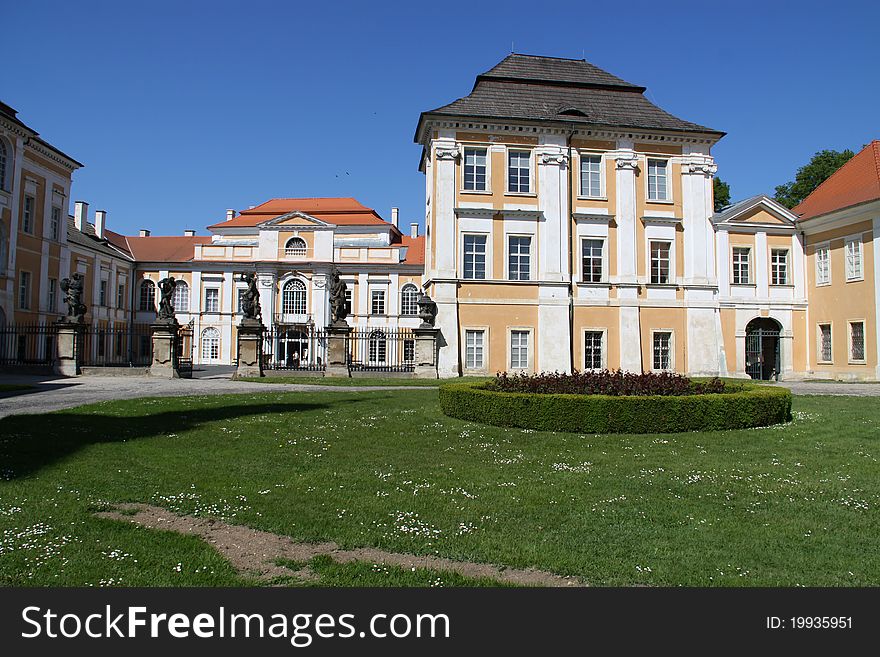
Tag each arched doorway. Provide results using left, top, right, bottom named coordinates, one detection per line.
left=745, top=318, right=781, bottom=380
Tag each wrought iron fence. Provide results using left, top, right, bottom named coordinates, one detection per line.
left=0, top=323, right=57, bottom=367
left=79, top=324, right=153, bottom=367
left=262, top=327, right=328, bottom=371
left=176, top=322, right=194, bottom=375
left=349, top=328, right=415, bottom=373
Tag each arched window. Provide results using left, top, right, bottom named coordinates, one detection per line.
left=0, top=139, right=8, bottom=192
left=139, top=280, right=156, bottom=311
left=368, top=330, right=387, bottom=364
left=201, top=327, right=220, bottom=361
left=401, top=284, right=419, bottom=316
left=172, top=280, right=189, bottom=312
left=282, top=279, right=307, bottom=315
left=284, top=237, right=307, bottom=257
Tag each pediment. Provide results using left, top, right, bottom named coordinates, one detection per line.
left=713, top=196, right=798, bottom=229
left=260, top=211, right=332, bottom=228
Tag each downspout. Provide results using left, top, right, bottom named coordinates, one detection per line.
left=567, top=131, right=576, bottom=372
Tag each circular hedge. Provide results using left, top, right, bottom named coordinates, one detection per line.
left=439, top=381, right=792, bottom=434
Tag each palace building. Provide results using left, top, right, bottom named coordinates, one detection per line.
left=2, top=56, right=877, bottom=379
left=415, top=54, right=810, bottom=379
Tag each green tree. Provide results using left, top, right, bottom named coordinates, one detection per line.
left=774, top=149, right=855, bottom=209
left=713, top=177, right=731, bottom=212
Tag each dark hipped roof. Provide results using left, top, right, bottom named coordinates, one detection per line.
left=66, top=217, right=134, bottom=261
left=415, top=54, right=723, bottom=142
left=1, top=100, right=84, bottom=168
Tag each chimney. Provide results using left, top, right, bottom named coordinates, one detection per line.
left=391, top=207, right=399, bottom=228
left=95, top=210, right=106, bottom=239
left=74, top=201, right=88, bottom=231
left=139, top=229, right=151, bottom=237
left=226, top=208, right=236, bottom=221
left=410, top=223, right=419, bottom=238
left=183, top=229, right=196, bottom=237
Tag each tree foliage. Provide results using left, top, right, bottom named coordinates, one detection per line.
left=774, top=149, right=855, bottom=209
left=713, top=177, right=731, bottom=212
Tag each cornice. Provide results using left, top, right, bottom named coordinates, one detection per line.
left=573, top=212, right=615, bottom=223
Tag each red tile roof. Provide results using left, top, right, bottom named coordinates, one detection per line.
left=794, top=141, right=880, bottom=220
left=123, top=235, right=213, bottom=262
left=400, top=235, right=425, bottom=265
left=207, top=197, right=389, bottom=229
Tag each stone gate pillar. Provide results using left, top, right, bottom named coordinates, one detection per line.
left=235, top=319, right=264, bottom=378
left=54, top=321, right=86, bottom=377
left=326, top=324, right=351, bottom=378
left=149, top=319, right=180, bottom=378
left=412, top=326, right=439, bottom=379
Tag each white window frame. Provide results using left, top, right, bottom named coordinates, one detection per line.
left=815, top=243, right=831, bottom=286
left=770, top=248, right=790, bottom=286
left=18, top=270, right=31, bottom=309
left=578, top=152, right=605, bottom=199
left=506, top=234, right=532, bottom=281
left=583, top=328, right=606, bottom=370
left=284, top=236, right=308, bottom=257
left=508, top=328, right=533, bottom=372
left=580, top=237, right=606, bottom=283
left=848, top=319, right=866, bottom=364
left=845, top=236, right=863, bottom=282
left=370, top=289, right=386, bottom=316
left=400, top=283, right=419, bottom=316
left=50, top=206, right=61, bottom=241
left=139, top=280, right=156, bottom=311
left=47, top=278, right=57, bottom=313
left=646, top=158, right=671, bottom=202
left=506, top=148, right=532, bottom=195
left=731, top=246, right=751, bottom=285
left=200, top=327, right=221, bottom=362
left=173, top=280, right=190, bottom=312
left=99, top=279, right=108, bottom=306
left=649, top=240, right=673, bottom=285
left=461, top=232, right=489, bottom=280
left=817, top=323, right=833, bottom=364
left=651, top=330, right=674, bottom=371
left=462, top=146, right=489, bottom=193
left=204, top=287, right=220, bottom=313
left=282, top=279, right=307, bottom=315
left=463, top=327, right=488, bottom=371
left=117, top=283, right=126, bottom=310
left=22, top=195, right=35, bottom=234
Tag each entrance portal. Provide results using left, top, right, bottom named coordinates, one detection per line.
left=745, top=318, right=781, bottom=380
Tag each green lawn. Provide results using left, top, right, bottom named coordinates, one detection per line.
left=1, top=390, right=878, bottom=586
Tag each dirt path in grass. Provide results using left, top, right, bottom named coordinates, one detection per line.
left=96, top=503, right=584, bottom=587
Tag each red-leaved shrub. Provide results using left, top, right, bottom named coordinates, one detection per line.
left=487, top=370, right=727, bottom=396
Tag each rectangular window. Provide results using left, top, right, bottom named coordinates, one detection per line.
left=463, top=147, right=487, bottom=191
left=650, top=241, right=671, bottom=284
left=815, top=245, right=830, bottom=285
left=581, top=239, right=604, bottom=283
left=819, top=324, right=832, bottom=362
left=344, top=289, right=353, bottom=315
left=510, top=330, right=529, bottom=369
left=237, top=288, right=246, bottom=314
left=23, top=196, right=34, bottom=233
left=771, top=249, right=789, bottom=285
left=370, top=289, right=386, bottom=315
left=48, top=278, right=57, bottom=312
left=463, top=234, right=487, bottom=280
left=845, top=238, right=863, bottom=281
left=508, top=235, right=531, bottom=280
left=580, top=155, right=602, bottom=198
left=653, top=331, right=672, bottom=370
left=647, top=159, right=669, bottom=201
left=465, top=329, right=485, bottom=370
left=51, top=206, right=61, bottom=241
left=507, top=150, right=530, bottom=193
left=850, top=321, right=865, bottom=362
left=117, top=284, right=125, bottom=309
left=732, top=247, right=751, bottom=285
left=99, top=280, right=107, bottom=306
left=204, top=288, right=219, bottom=313
left=584, top=331, right=603, bottom=370
left=18, top=271, right=31, bottom=309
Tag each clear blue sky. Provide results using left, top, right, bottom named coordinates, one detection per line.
left=6, top=0, right=878, bottom=236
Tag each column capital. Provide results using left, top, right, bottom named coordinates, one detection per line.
left=434, top=143, right=460, bottom=161
left=614, top=151, right=640, bottom=170
left=681, top=156, right=718, bottom=177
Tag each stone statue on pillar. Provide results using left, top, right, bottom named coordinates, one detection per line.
left=417, top=292, right=438, bottom=328
left=329, top=266, right=348, bottom=326
left=239, top=271, right=262, bottom=324
left=60, top=272, right=87, bottom=323
left=157, top=276, right=177, bottom=322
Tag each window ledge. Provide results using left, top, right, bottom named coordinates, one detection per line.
left=505, top=192, right=537, bottom=198
left=576, top=196, right=608, bottom=202
left=577, top=282, right=611, bottom=288
left=848, top=360, right=867, bottom=365
left=646, top=198, right=674, bottom=205
left=461, top=189, right=492, bottom=195
left=645, top=283, right=678, bottom=289
left=815, top=282, right=832, bottom=287
left=845, top=277, right=865, bottom=283
left=731, top=283, right=756, bottom=287
left=770, top=284, right=795, bottom=288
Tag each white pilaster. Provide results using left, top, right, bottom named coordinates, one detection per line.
left=434, top=281, right=460, bottom=377
left=256, top=271, right=276, bottom=328
left=614, top=142, right=638, bottom=283
left=618, top=288, right=641, bottom=372
left=536, top=136, right=569, bottom=282
left=755, top=231, right=769, bottom=298
left=680, top=152, right=717, bottom=285
left=537, top=284, right=570, bottom=372
left=432, top=136, right=459, bottom=279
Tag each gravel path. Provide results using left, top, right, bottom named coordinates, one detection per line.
left=775, top=381, right=880, bottom=396
left=0, top=374, right=433, bottom=418
left=96, top=503, right=584, bottom=587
